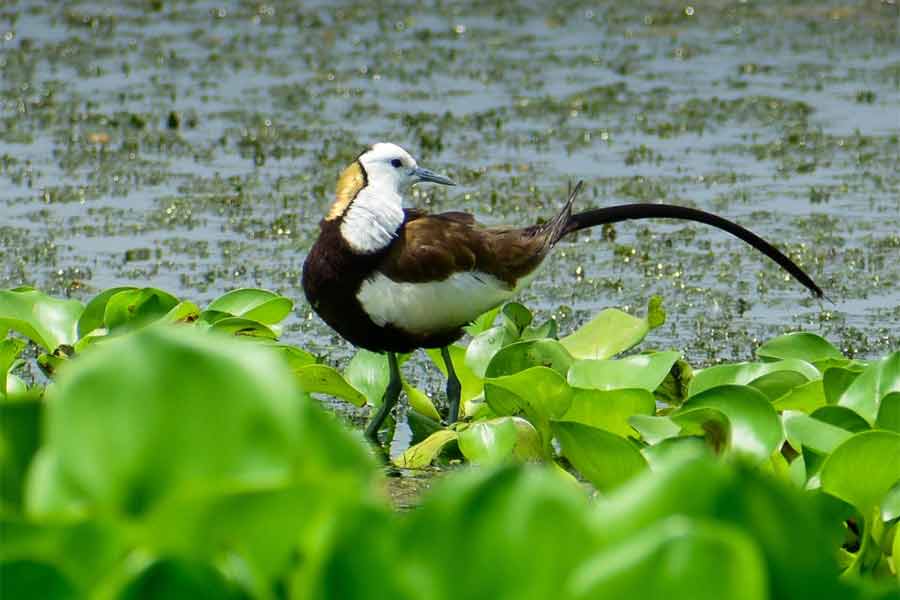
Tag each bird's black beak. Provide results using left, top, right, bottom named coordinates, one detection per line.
left=413, top=167, right=456, bottom=186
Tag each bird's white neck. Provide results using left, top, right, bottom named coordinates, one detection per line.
left=340, top=179, right=405, bottom=254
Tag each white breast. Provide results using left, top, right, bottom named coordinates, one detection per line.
left=357, top=271, right=521, bottom=333
left=340, top=187, right=405, bottom=254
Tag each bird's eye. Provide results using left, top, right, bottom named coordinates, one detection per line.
left=390, top=158, right=403, bottom=168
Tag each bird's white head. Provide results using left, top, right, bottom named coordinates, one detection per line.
left=358, top=142, right=456, bottom=192
left=332, top=143, right=455, bottom=254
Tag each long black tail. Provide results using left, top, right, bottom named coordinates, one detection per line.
left=561, top=199, right=824, bottom=298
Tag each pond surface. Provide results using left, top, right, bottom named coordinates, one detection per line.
left=2, top=1, right=899, bottom=449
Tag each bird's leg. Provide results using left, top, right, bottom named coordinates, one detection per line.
left=365, top=351, right=402, bottom=442
left=441, top=346, right=462, bottom=424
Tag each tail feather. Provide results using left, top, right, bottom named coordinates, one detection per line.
left=559, top=201, right=824, bottom=298
left=542, top=180, right=585, bottom=246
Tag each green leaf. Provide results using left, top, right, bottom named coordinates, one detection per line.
left=394, top=430, right=458, bottom=469
left=628, top=415, right=681, bottom=445
left=670, top=407, right=732, bottom=455
left=485, top=338, right=573, bottom=378
left=425, top=344, right=483, bottom=405
left=344, top=349, right=390, bottom=407
left=810, top=405, right=869, bottom=433
left=103, top=288, right=179, bottom=332
left=772, top=379, right=826, bottom=413
left=821, top=430, right=900, bottom=514
left=293, top=364, right=368, bottom=407
left=403, top=381, right=441, bottom=421
left=561, top=388, right=656, bottom=438
left=823, top=366, right=863, bottom=404
left=748, top=370, right=811, bottom=401
left=838, top=351, right=900, bottom=424
left=484, top=366, right=573, bottom=446
left=559, top=296, right=665, bottom=360
left=463, top=305, right=500, bottom=336
left=679, top=385, right=782, bottom=462
left=0, top=400, right=42, bottom=510
left=551, top=421, right=647, bottom=492
left=118, top=557, right=249, bottom=600
left=569, top=518, right=767, bottom=600
left=500, top=302, right=533, bottom=334
left=464, top=325, right=517, bottom=378
left=0, top=288, right=84, bottom=351
left=77, top=286, right=137, bottom=337
left=0, top=560, right=78, bottom=600
left=160, top=300, right=200, bottom=324
left=29, top=326, right=375, bottom=519
left=755, top=332, right=843, bottom=364
left=206, top=288, right=293, bottom=324
left=876, top=392, right=900, bottom=433
left=782, top=411, right=853, bottom=455
left=1, top=337, right=26, bottom=398
left=266, top=343, right=317, bottom=370
left=568, top=351, right=681, bottom=392
left=209, top=316, right=277, bottom=339
left=457, top=417, right=543, bottom=464
left=689, top=359, right=819, bottom=398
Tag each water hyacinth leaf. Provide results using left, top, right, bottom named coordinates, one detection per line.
left=0, top=288, right=84, bottom=351
left=266, top=344, right=317, bottom=370
left=641, top=437, right=712, bottom=471
left=882, top=482, right=900, bottom=522
left=500, top=302, right=533, bottom=334
left=782, top=411, right=853, bottom=455
left=810, top=406, right=869, bottom=433
left=568, top=351, right=681, bottom=392
left=1, top=337, right=26, bottom=397
left=748, top=370, right=811, bottom=401
left=28, top=326, right=372, bottom=518
left=206, top=288, right=292, bottom=323
left=463, top=305, right=500, bottom=336
left=485, top=339, right=573, bottom=378
left=569, top=518, right=767, bottom=600
left=670, top=407, right=732, bottom=456
left=103, top=288, right=179, bottom=332
left=653, top=358, right=693, bottom=407
left=688, top=359, right=819, bottom=398
left=344, top=349, right=389, bottom=407
left=823, top=366, right=862, bottom=405
left=679, top=385, right=782, bottom=462
left=77, top=286, right=137, bottom=337
left=394, top=430, right=458, bottom=469
left=457, top=417, right=543, bottom=464
left=0, top=560, right=79, bottom=600
left=484, top=366, right=573, bottom=440
left=398, top=465, right=592, bottom=600
left=755, top=332, right=843, bottom=364
left=160, top=300, right=200, bottom=324
left=425, top=344, right=483, bottom=404
left=876, top=392, right=900, bottom=433
left=559, top=296, right=664, bottom=360
left=562, top=388, right=656, bottom=438
left=118, top=558, right=248, bottom=600
left=402, top=381, right=441, bottom=421
left=0, top=400, right=42, bottom=510
left=293, top=364, right=367, bottom=407
left=209, top=317, right=277, bottom=339
left=628, top=415, right=681, bottom=445
left=521, top=318, right=557, bottom=341
left=552, top=421, right=647, bottom=492
left=464, top=325, right=516, bottom=378
left=838, top=352, right=900, bottom=425
left=820, top=430, right=900, bottom=514
left=772, top=379, right=826, bottom=413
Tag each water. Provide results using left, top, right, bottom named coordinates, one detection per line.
left=2, top=1, right=898, bottom=430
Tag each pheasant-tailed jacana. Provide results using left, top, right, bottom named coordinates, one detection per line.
left=301, top=143, right=823, bottom=441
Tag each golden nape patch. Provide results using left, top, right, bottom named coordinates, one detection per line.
left=326, top=161, right=366, bottom=221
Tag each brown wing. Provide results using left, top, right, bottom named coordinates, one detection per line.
left=379, top=211, right=549, bottom=285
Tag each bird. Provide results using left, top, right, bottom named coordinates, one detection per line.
left=302, top=142, right=823, bottom=442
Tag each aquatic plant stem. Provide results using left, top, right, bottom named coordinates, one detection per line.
left=442, top=346, right=462, bottom=424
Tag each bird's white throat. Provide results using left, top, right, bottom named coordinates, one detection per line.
left=340, top=182, right=405, bottom=254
